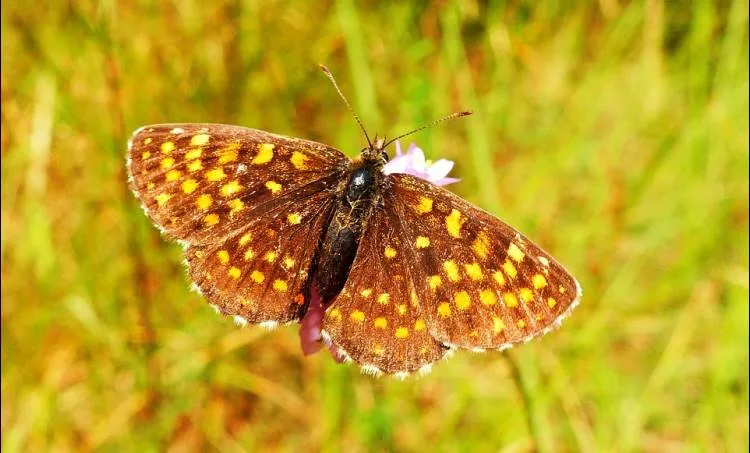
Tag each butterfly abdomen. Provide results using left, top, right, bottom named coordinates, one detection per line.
left=315, top=160, right=384, bottom=302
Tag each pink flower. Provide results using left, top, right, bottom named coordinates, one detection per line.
left=383, top=141, right=460, bottom=186
left=300, top=142, right=459, bottom=361
left=300, top=278, right=347, bottom=362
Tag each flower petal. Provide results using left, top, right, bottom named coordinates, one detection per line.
left=408, top=146, right=426, bottom=173
left=300, top=281, right=324, bottom=355
left=384, top=154, right=410, bottom=174
left=384, top=140, right=460, bottom=185
left=394, top=141, right=404, bottom=157
left=431, top=176, right=461, bottom=186
left=426, top=159, right=455, bottom=180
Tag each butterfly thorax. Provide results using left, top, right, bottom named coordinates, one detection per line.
left=315, top=146, right=386, bottom=303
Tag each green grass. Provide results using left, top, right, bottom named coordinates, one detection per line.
left=2, top=1, right=748, bottom=451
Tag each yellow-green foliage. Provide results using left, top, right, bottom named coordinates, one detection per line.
left=2, top=1, right=748, bottom=451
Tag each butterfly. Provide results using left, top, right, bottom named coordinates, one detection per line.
left=126, top=66, right=582, bottom=378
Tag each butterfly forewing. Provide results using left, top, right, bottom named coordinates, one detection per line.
left=321, top=206, right=449, bottom=375
left=388, top=174, right=581, bottom=350
left=127, top=124, right=349, bottom=245
left=127, top=123, right=349, bottom=324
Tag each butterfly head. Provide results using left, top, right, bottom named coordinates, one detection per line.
left=360, top=135, right=390, bottom=165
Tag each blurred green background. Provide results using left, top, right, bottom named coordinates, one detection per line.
left=3, top=1, right=748, bottom=451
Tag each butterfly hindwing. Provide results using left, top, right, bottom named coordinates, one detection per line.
left=321, top=206, right=449, bottom=375
left=186, top=177, right=339, bottom=324
left=127, top=123, right=349, bottom=245
left=388, top=174, right=581, bottom=350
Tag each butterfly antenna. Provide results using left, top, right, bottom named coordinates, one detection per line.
left=319, top=64, right=373, bottom=148
left=383, top=110, right=473, bottom=149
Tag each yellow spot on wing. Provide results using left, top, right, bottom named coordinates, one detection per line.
left=265, top=180, right=282, bottom=194
left=188, top=160, right=202, bottom=172
left=182, top=179, right=198, bottom=194
left=517, top=319, right=526, bottom=329
left=238, top=233, right=252, bottom=246
left=155, top=193, right=171, bottom=206
left=493, top=317, right=505, bottom=333
left=480, top=289, right=497, bottom=306
left=395, top=327, right=409, bottom=338
left=287, top=213, right=301, bottom=224
left=443, top=260, right=460, bottom=282
left=216, top=250, right=229, bottom=264
left=327, top=307, right=341, bottom=322
left=415, top=196, right=433, bottom=214
left=547, top=297, right=557, bottom=308
left=454, top=291, right=471, bottom=310
left=228, top=267, right=241, bottom=279
left=205, top=168, right=226, bottom=181
left=508, top=242, right=525, bottom=262
left=220, top=180, right=242, bottom=197
left=253, top=143, right=274, bottom=164
left=250, top=270, right=265, bottom=283
left=397, top=304, right=407, bottom=315
left=243, top=249, right=255, bottom=261
left=264, top=251, right=277, bottom=263
left=143, top=137, right=152, bottom=145
left=161, top=141, right=175, bottom=154
left=228, top=198, right=244, bottom=214
left=141, top=151, right=151, bottom=159
left=472, top=231, right=490, bottom=259
left=160, top=157, right=175, bottom=169
left=414, top=319, right=426, bottom=331
left=190, top=134, right=210, bottom=146
left=520, top=288, right=534, bottom=303
left=273, top=279, right=288, bottom=292
left=384, top=246, right=397, bottom=258
left=203, top=214, right=219, bottom=226
left=374, top=317, right=387, bottom=328
left=218, top=142, right=240, bottom=163
left=290, top=151, right=308, bottom=169
left=428, top=275, right=442, bottom=291
left=503, top=260, right=518, bottom=279
left=445, top=209, right=465, bottom=238
left=185, top=148, right=202, bottom=160
left=532, top=274, right=548, bottom=289
left=502, top=292, right=518, bottom=308
left=166, top=169, right=181, bottom=181
left=360, top=288, right=373, bottom=298
left=437, top=302, right=452, bottom=318
left=493, top=271, right=506, bottom=287
left=350, top=310, right=365, bottom=322
left=196, top=194, right=213, bottom=210
left=415, top=236, right=430, bottom=248
left=464, top=262, right=484, bottom=280
left=377, top=293, right=390, bottom=304
left=283, top=256, right=296, bottom=269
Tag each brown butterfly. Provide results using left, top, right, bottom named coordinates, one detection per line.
left=126, top=66, right=582, bottom=378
